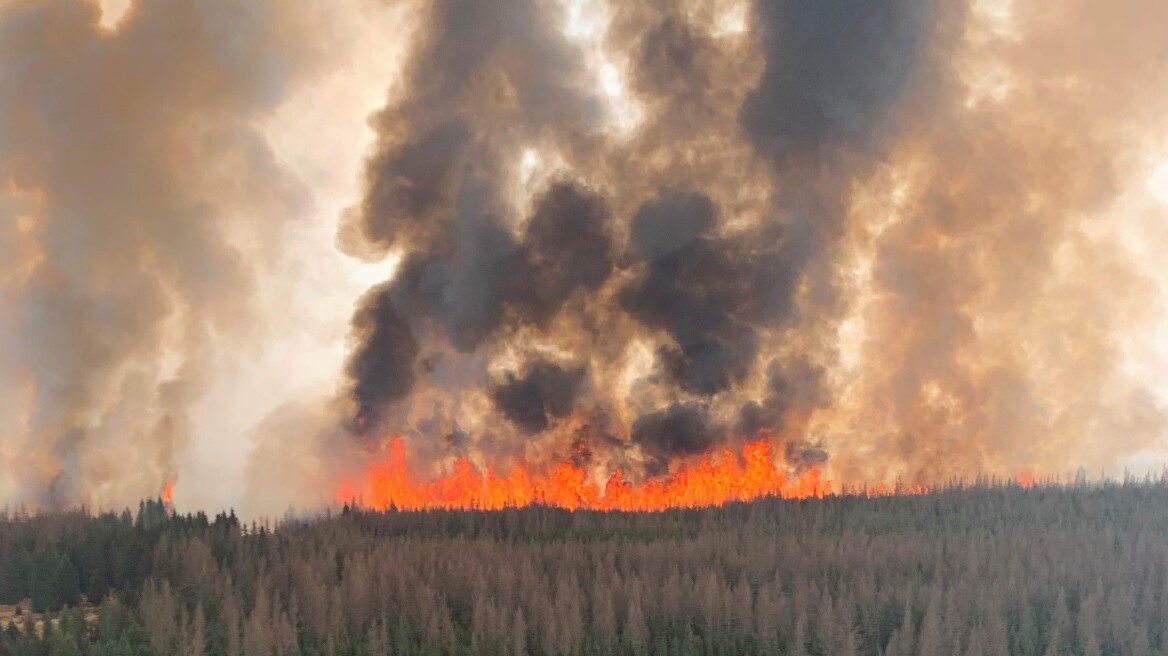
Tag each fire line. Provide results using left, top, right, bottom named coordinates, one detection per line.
left=337, top=437, right=831, bottom=512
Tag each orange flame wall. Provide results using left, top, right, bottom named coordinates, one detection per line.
left=331, top=439, right=1054, bottom=512
left=336, top=438, right=829, bottom=511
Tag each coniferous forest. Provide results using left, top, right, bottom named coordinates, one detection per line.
left=3, top=481, right=1168, bottom=655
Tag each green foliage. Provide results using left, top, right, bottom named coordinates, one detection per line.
left=3, top=483, right=1168, bottom=654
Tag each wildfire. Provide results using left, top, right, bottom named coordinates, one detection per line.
left=336, top=437, right=831, bottom=512
left=162, top=479, right=175, bottom=506
left=1015, top=470, right=1036, bottom=488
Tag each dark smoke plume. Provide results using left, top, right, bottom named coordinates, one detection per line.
left=491, top=361, right=586, bottom=434
left=509, top=182, right=615, bottom=327
left=737, top=359, right=830, bottom=437
left=632, top=402, right=719, bottom=463
left=741, top=1, right=936, bottom=159
left=7, top=0, right=1165, bottom=509
left=347, top=283, right=419, bottom=431
left=621, top=190, right=757, bottom=396
left=339, top=0, right=1168, bottom=485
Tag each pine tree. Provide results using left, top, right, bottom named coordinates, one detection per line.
left=916, top=590, right=943, bottom=656
left=513, top=607, right=528, bottom=656
left=0, top=548, right=30, bottom=604
left=624, top=594, right=648, bottom=648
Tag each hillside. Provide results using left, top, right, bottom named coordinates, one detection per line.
left=2, top=481, right=1167, bottom=655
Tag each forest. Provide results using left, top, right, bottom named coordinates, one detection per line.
left=2, top=479, right=1168, bottom=656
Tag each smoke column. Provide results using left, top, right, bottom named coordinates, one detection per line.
left=333, top=0, right=1168, bottom=489
left=3, top=0, right=1167, bottom=513
left=0, top=0, right=331, bottom=508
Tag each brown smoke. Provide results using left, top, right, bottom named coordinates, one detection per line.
left=4, top=0, right=1167, bottom=514
left=817, top=0, right=1168, bottom=482
left=0, top=0, right=328, bottom=509
left=336, top=0, right=1168, bottom=486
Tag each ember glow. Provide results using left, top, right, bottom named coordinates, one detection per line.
left=336, top=437, right=827, bottom=512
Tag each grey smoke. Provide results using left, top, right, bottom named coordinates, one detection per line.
left=0, top=0, right=324, bottom=508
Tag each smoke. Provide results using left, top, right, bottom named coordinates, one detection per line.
left=337, top=0, right=1168, bottom=486
left=0, top=0, right=329, bottom=509
left=333, top=0, right=936, bottom=472
left=814, top=0, right=1168, bottom=482
left=347, top=282, right=420, bottom=430
left=741, top=0, right=935, bottom=159
left=632, top=402, right=718, bottom=465
left=491, top=360, right=586, bottom=435
left=5, top=0, right=1168, bottom=512
left=620, top=189, right=757, bottom=396
left=737, top=359, right=830, bottom=437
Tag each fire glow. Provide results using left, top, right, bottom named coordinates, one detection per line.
left=331, top=441, right=1050, bottom=513
left=336, top=437, right=831, bottom=512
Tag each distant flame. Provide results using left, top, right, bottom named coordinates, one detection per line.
left=1014, top=470, right=1036, bottom=488
left=162, top=479, right=175, bottom=506
left=336, top=437, right=831, bottom=512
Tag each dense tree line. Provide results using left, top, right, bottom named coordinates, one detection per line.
left=3, top=479, right=1168, bottom=655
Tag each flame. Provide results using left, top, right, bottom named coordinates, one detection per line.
left=336, top=437, right=831, bottom=512
left=162, top=479, right=175, bottom=506
left=334, top=438, right=1054, bottom=511
left=1014, top=469, right=1036, bottom=488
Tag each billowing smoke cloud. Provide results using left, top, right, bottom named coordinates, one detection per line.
left=0, top=0, right=327, bottom=509
left=620, top=190, right=757, bottom=396
left=347, top=283, right=419, bottom=430
left=814, top=0, right=1168, bottom=482
left=338, top=0, right=1168, bottom=485
left=6, top=0, right=1168, bottom=511
left=737, top=359, right=830, bottom=438
left=632, top=402, right=718, bottom=466
left=741, top=1, right=935, bottom=159
left=491, top=360, right=586, bottom=435
left=333, top=0, right=937, bottom=471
